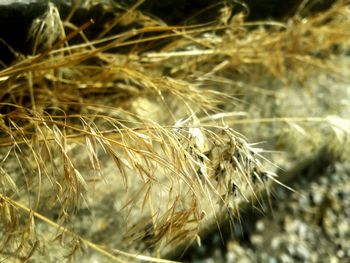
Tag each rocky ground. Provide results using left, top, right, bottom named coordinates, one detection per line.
left=182, top=158, right=350, bottom=263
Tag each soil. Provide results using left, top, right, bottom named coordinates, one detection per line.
left=181, top=159, right=350, bottom=263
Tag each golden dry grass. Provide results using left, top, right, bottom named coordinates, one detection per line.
left=0, top=0, right=349, bottom=261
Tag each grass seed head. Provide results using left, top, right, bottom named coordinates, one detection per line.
left=0, top=0, right=349, bottom=261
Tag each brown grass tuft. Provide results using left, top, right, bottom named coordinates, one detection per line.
left=0, top=0, right=349, bottom=261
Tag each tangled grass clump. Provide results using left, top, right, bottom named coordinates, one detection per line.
left=0, top=0, right=350, bottom=261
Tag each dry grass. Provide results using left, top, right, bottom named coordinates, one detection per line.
left=0, top=0, right=349, bottom=261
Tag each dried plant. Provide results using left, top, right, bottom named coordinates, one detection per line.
left=0, top=0, right=349, bottom=262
